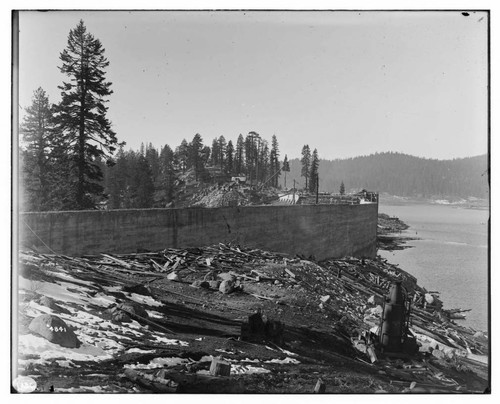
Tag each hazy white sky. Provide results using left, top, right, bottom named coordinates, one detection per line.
left=17, top=10, right=488, bottom=160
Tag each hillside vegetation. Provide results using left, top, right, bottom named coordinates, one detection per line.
left=280, top=152, right=489, bottom=200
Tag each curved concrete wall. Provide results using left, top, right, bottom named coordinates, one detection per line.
left=19, top=204, right=378, bottom=260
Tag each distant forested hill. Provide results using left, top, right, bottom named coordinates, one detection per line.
left=279, top=152, right=489, bottom=199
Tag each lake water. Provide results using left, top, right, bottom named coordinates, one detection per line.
left=378, top=203, right=489, bottom=332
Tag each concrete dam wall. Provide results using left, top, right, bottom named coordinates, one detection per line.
left=19, top=204, right=378, bottom=260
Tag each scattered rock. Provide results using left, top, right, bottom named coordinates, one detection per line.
left=320, top=295, right=331, bottom=303
left=167, top=272, right=180, bottom=281
left=219, top=280, right=234, bottom=294
left=29, top=314, right=80, bottom=348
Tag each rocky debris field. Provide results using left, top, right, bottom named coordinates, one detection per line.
left=15, top=241, right=489, bottom=394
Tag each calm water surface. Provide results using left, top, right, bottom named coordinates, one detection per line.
left=378, top=203, right=489, bottom=332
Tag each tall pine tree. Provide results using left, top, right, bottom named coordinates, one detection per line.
left=309, top=148, right=319, bottom=193
left=225, top=140, right=234, bottom=174
left=53, top=20, right=119, bottom=209
left=19, top=87, right=55, bottom=211
left=301, top=145, right=311, bottom=190
left=159, top=144, right=176, bottom=204
left=235, top=134, right=245, bottom=175
left=270, top=135, right=280, bottom=187
left=282, top=154, right=290, bottom=189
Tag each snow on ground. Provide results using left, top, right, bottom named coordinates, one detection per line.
left=19, top=275, right=116, bottom=308
left=47, top=271, right=98, bottom=288
left=18, top=334, right=112, bottom=364
left=123, top=357, right=194, bottom=370
left=102, top=285, right=123, bottom=293
left=126, top=348, right=157, bottom=354
left=18, top=262, right=191, bottom=380
left=19, top=276, right=88, bottom=306
left=146, top=309, right=164, bottom=319
left=152, top=334, right=189, bottom=347
left=127, top=293, right=163, bottom=307
left=412, top=331, right=466, bottom=357
left=196, top=361, right=271, bottom=375
left=230, top=364, right=271, bottom=375
left=25, top=300, right=135, bottom=350
left=264, top=357, right=300, bottom=364
left=56, top=386, right=111, bottom=393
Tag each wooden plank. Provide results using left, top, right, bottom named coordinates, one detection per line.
left=101, top=254, right=133, bottom=269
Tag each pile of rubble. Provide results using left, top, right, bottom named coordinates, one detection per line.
left=191, top=185, right=250, bottom=208
left=15, top=242, right=489, bottom=393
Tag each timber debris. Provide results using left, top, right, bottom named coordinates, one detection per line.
left=17, top=242, right=489, bottom=393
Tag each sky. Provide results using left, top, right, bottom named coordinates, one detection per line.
left=17, top=10, right=488, bottom=161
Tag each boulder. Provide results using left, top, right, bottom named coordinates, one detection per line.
left=29, top=314, right=80, bottom=348
left=219, top=280, right=234, bottom=294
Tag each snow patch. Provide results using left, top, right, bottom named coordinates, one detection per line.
left=230, top=364, right=270, bottom=375
left=146, top=310, right=164, bottom=319
left=127, top=293, right=163, bottom=307
left=126, top=348, right=157, bottom=354
left=152, top=334, right=189, bottom=347
left=19, top=334, right=112, bottom=362
left=56, top=386, right=109, bottom=393
left=123, top=357, right=193, bottom=370
left=265, top=357, right=300, bottom=365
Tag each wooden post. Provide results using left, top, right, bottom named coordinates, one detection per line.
left=210, top=357, right=231, bottom=377
left=314, top=378, right=326, bottom=393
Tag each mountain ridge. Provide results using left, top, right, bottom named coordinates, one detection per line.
left=279, top=152, right=488, bottom=199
